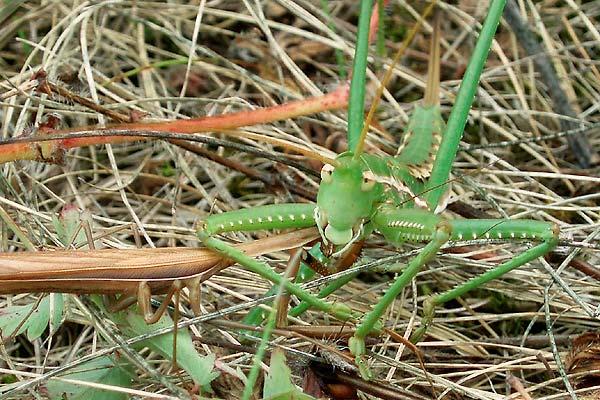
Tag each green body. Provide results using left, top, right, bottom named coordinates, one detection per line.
left=198, top=0, right=559, bottom=383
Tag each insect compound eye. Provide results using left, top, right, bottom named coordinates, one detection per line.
left=320, top=164, right=334, bottom=183
left=361, top=173, right=376, bottom=192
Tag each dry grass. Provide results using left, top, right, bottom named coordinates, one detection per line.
left=1, top=1, right=600, bottom=399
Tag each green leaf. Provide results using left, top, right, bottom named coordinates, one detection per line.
left=52, top=205, right=87, bottom=247
left=0, top=302, right=34, bottom=338
left=115, top=308, right=219, bottom=387
left=0, top=295, right=64, bottom=340
left=27, top=294, right=64, bottom=340
left=262, top=349, right=314, bottom=400
left=45, top=355, right=134, bottom=400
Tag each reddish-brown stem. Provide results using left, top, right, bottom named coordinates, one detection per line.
left=0, top=84, right=349, bottom=164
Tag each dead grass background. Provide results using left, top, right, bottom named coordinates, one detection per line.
left=1, top=1, right=600, bottom=399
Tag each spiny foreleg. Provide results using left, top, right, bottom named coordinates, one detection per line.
left=411, top=219, right=560, bottom=342
left=197, top=203, right=354, bottom=322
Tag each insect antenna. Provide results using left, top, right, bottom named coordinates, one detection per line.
left=463, top=121, right=599, bottom=151
left=353, top=1, right=438, bottom=159
left=399, top=156, right=506, bottom=210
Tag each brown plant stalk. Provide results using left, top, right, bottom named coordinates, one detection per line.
left=0, top=83, right=349, bottom=164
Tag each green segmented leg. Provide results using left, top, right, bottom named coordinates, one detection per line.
left=289, top=271, right=357, bottom=318
left=197, top=203, right=354, bottom=322
left=424, top=1, right=507, bottom=210
left=411, top=221, right=560, bottom=342
left=350, top=207, right=559, bottom=378
left=242, top=262, right=316, bottom=329
left=349, top=214, right=452, bottom=380
left=243, top=240, right=361, bottom=328
left=203, top=203, right=316, bottom=234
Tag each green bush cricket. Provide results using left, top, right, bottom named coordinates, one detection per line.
left=197, top=0, right=559, bottom=381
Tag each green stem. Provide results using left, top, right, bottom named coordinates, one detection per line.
left=348, top=0, right=375, bottom=152
left=426, top=0, right=506, bottom=209
left=242, top=296, right=278, bottom=400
